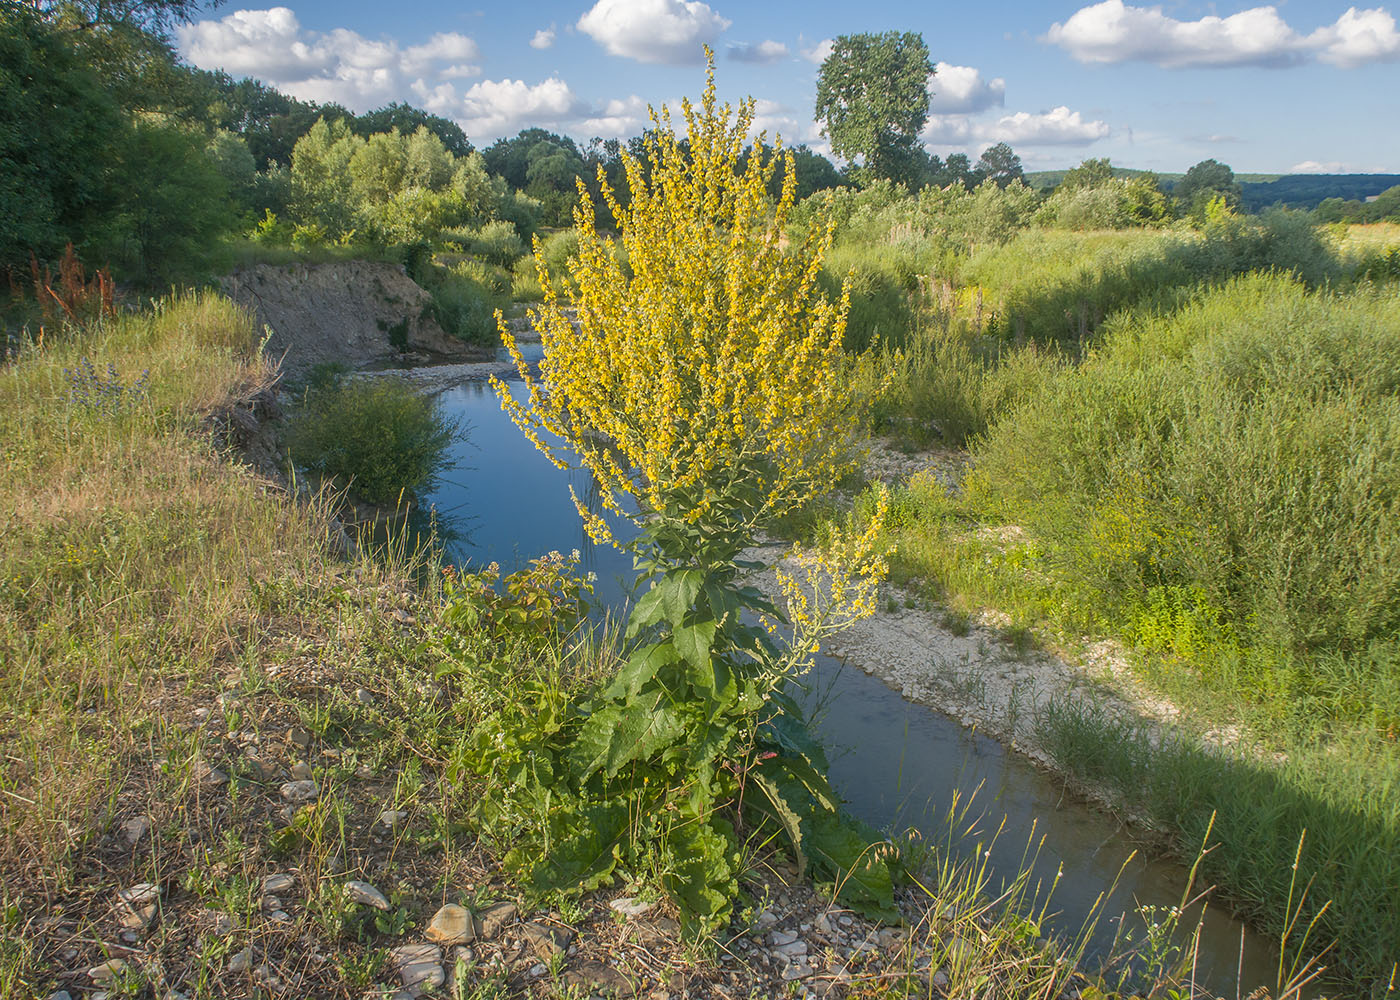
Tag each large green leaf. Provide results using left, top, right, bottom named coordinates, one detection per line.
left=603, top=641, right=677, bottom=700
left=526, top=800, right=629, bottom=893
left=672, top=620, right=717, bottom=674
left=572, top=694, right=688, bottom=779
left=749, top=771, right=808, bottom=877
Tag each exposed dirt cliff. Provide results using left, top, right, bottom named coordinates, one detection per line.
left=221, top=260, right=489, bottom=379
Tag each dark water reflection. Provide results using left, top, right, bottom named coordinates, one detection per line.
left=420, top=372, right=1300, bottom=998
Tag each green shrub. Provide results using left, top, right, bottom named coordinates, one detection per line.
left=970, top=273, right=1400, bottom=721
left=462, top=220, right=526, bottom=267
left=416, top=258, right=512, bottom=345
left=288, top=377, right=459, bottom=505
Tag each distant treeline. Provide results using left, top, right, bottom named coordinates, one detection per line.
left=1239, top=174, right=1400, bottom=212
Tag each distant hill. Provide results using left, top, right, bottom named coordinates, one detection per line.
left=1239, top=174, right=1400, bottom=212
left=1025, top=169, right=1400, bottom=213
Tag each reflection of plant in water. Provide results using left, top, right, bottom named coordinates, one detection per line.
left=438, top=51, right=895, bottom=937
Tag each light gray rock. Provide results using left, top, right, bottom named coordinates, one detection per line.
left=390, top=944, right=444, bottom=992
left=355, top=688, right=375, bottom=706
left=769, top=928, right=798, bottom=947
left=782, top=961, right=814, bottom=981
left=345, top=880, right=390, bottom=910
left=262, top=873, right=296, bottom=895
left=227, top=948, right=253, bottom=975
left=87, top=959, right=127, bottom=984
left=279, top=779, right=318, bottom=803
left=289, top=762, right=313, bottom=781
left=773, top=940, right=808, bottom=959
left=378, top=809, right=408, bottom=827
left=608, top=896, right=653, bottom=918
left=118, top=883, right=159, bottom=907
left=121, top=816, right=150, bottom=845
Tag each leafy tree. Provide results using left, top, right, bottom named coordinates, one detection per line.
left=101, top=118, right=234, bottom=281
left=1176, top=158, right=1242, bottom=215
left=976, top=142, right=1023, bottom=189
left=814, top=31, right=933, bottom=185
left=351, top=103, right=472, bottom=158
left=931, top=152, right=978, bottom=190
left=0, top=2, right=123, bottom=270
left=1058, top=157, right=1114, bottom=192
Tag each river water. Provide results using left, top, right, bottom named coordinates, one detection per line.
left=416, top=363, right=1296, bottom=998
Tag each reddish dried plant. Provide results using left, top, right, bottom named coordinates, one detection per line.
left=27, top=244, right=117, bottom=328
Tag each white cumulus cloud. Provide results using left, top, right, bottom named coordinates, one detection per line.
left=577, top=0, right=731, bottom=64
left=1289, top=159, right=1360, bottom=172
left=729, top=40, right=789, bottom=64
left=984, top=106, right=1111, bottom=145
left=456, top=77, right=587, bottom=138
left=928, top=62, right=1006, bottom=114
left=801, top=38, right=834, bottom=64
left=177, top=7, right=481, bottom=109
left=1310, top=7, right=1400, bottom=66
left=531, top=25, right=557, bottom=50
left=1046, top=1, right=1400, bottom=69
left=579, top=95, right=652, bottom=136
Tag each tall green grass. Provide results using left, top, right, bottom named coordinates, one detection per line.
left=855, top=274, right=1400, bottom=993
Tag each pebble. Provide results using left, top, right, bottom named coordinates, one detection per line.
left=773, top=940, right=808, bottom=958
left=522, top=921, right=574, bottom=960
left=379, top=809, right=408, bottom=827
left=262, top=873, right=296, bottom=895
left=121, top=816, right=151, bottom=845
left=476, top=901, right=517, bottom=939
left=425, top=904, right=475, bottom=945
left=931, top=970, right=949, bottom=988
left=89, top=959, right=129, bottom=984
left=782, top=962, right=814, bottom=981
left=390, top=944, right=444, bottom=991
left=119, top=883, right=160, bottom=907
left=269, top=909, right=291, bottom=922
left=289, top=762, right=313, bottom=780
left=279, top=779, right=319, bottom=802
left=528, top=963, right=547, bottom=978
left=227, top=948, right=253, bottom=974
left=199, top=764, right=229, bottom=787
left=120, top=903, right=158, bottom=930
left=608, top=896, right=652, bottom=918
left=288, top=727, right=313, bottom=750
left=769, top=929, right=798, bottom=947
left=345, top=880, right=390, bottom=910
left=47, top=993, right=72, bottom=1000
left=355, top=688, right=375, bottom=706
left=755, top=909, right=778, bottom=929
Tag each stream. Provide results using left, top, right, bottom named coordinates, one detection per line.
left=412, top=358, right=1295, bottom=998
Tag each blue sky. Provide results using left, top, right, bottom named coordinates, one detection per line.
left=176, top=1, right=1400, bottom=173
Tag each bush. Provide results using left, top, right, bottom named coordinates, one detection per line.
left=287, top=377, right=459, bottom=505
left=969, top=273, right=1400, bottom=720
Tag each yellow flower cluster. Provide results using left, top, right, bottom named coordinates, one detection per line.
left=774, top=487, right=893, bottom=670
left=492, top=51, right=859, bottom=543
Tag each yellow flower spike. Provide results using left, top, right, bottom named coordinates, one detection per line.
left=493, top=47, right=870, bottom=549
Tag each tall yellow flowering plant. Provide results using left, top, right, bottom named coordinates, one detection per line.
left=468, top=52, right=897, bottom=938
left=494, top=56, right=858, bottom=543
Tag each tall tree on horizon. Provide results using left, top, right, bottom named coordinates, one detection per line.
left=814, top=31, right=933, bottom=187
